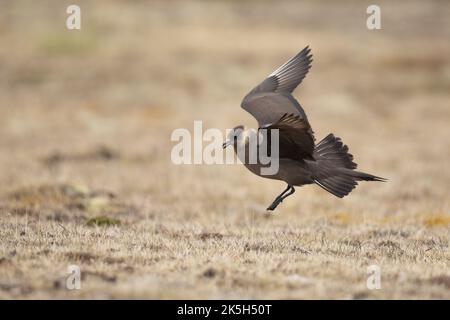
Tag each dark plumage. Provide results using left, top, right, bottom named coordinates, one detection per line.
left=223, top=46, right=386, bottom=211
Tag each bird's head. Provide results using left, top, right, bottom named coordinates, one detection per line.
left=222, top=125, right=245, bottom=149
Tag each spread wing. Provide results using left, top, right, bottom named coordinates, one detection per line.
left=261, top=113, right=315, bottom=160
left=241, top=46, right=313, bottom=126
left=245, top=46, right=313, bottom=96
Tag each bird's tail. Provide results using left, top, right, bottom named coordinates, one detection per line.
left=311, top=134, right=386, bottom=198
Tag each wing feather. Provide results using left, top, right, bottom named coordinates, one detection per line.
left=241, top=47, right=313, bottom=126
left=260, top=113, right=315, bottom=160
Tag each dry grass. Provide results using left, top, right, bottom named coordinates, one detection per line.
left=0, top=0, right=449, bottom=299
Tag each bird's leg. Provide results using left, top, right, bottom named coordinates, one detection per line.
left=267, top=185, right=295, bottom=211
left=274, top=184, right=292, bottom=201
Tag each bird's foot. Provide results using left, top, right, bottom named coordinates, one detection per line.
left=266, top=198, right=282, bottom=211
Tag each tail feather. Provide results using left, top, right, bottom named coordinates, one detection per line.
left=313, top=134, right=357, bottom=169
left=313, top=173, right=357, bottom=198
left=344, top=169, right=387, bottom=182
left=312, top=134, right=386, bottom=198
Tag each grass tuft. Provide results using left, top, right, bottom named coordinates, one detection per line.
left=86, top=216, right=121, bottom=227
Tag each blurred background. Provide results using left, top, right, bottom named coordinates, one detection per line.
left=0, top=0, right=448, bottom=218
left=0, top=0, right=449, bottom=299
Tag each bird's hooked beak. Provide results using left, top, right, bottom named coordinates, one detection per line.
left=222, top=140, right=232, bottom=149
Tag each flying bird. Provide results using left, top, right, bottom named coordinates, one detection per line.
left=223, top=46, right=386, bottom=211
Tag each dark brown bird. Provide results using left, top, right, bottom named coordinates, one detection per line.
left=223, top=46, right=386, bottom=211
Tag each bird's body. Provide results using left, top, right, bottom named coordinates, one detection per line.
left=223, top=46, right=386, bottom=210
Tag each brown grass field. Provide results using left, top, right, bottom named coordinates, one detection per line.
left=0, top=0, right=449, bottom=299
